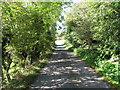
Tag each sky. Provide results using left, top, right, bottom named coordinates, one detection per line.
left=56, top=1, right=89, bottom=34
left=56, top=4, right=72, bottom=34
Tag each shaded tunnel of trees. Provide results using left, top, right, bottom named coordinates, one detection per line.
left=1, top=1, right=120, bottom=89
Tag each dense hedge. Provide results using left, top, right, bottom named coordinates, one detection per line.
left=64, top=2, right=120, bottom=87
left=2, top=2, right=63, bottom=88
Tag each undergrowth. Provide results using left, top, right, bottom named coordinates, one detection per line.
left=2, top=59, right=48, bottom=90
left=73, top=48, right=120, bottom=89
left=2, top=51, right=53, bottom=89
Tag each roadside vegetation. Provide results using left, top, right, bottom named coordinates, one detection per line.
left=1, top=1, right=119, bottom=89
left=2, top=2, right=65, bottom=89
left=64, top=2, right=120, bottom=88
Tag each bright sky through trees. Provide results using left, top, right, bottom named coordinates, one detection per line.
left=56, top=4, right=71, bottom=34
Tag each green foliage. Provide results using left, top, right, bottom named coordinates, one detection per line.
left=88, top=2, right=120, bottom=59
left=2, top=2, right=64, bottom=88
left=96, top=60, right=119, bottom=84
left=4, top=59, right=48, bottom=89
left=64, top=3, right=93, bottom=48
left=64, top=2, right=120, bottom=88
left=74, top=48, right=100, bottom=67
left=74, top=48, right=119, bottom=87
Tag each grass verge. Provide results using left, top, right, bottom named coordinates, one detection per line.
left=64, top=44, right=120, bottom=89
left=73, top=48, right=120, bottom=89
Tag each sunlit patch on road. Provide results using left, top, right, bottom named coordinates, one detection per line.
left=55, top=40, right=65, bottom=46
left=30, top=44, right=110, bottom=89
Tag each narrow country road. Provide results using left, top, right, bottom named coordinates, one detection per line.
left=30, top=40, right=110, bottom=89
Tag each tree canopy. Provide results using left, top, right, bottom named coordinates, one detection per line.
left=64, top=2, right=120, bottom=87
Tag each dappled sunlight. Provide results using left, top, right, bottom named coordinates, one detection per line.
left=30, top=45, right=110, bottom=89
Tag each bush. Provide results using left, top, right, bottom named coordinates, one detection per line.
left=73, top=47, right=119, bottom=87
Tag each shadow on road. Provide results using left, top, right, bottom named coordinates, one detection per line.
left=30, top=44, right=110, bottom=89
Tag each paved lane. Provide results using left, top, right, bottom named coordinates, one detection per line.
left=30, top=41, right=110, bottom=89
